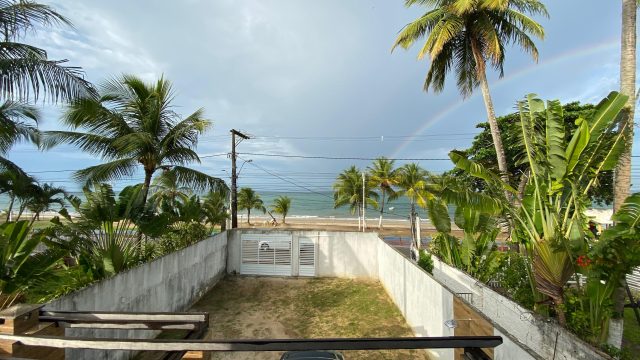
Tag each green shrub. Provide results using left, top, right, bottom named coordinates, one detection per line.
left=418, top=250, right=434, bottom=274
left=494, top=253, right=535, bottom=309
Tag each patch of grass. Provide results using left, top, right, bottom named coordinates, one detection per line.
left=191, top=277, right=432, bottom=360
left=623, top=308, right=640, bottom=352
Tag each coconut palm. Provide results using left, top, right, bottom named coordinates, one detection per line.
left=43, top=75, right=225, bottom=207
left=367, top=157, right=399, bottom=229
left=0, top=101, right=39, bottom=170
left=333, top=166, right=378, bottom=230
left=392, top=0, right=548, bottom=182
left=271, top=196, right=291, bottom=224
left=397, top=163, right=431, bottom=250
left=149, top=169, right=191, bottom=214
left=202, top=188, right=229, bottom=230
left=237, top=187, right=265, bottom=225
left=25, top=182, right=66, bottom=224
left=0, top=0, right=95, bottom=102
left=0, top=168, right=33, bottom=221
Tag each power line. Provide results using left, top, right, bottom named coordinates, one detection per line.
left=238, top=152, right=450, bottom=161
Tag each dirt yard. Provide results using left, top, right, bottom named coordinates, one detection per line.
left=190, top=276, right=431, bottom=360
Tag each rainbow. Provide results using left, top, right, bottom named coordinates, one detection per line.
left=389, top=39, right=619, bottom=158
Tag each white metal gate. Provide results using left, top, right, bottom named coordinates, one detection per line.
left=298, top=237, right=316, bottom=277
left=240, top=234, right=292, bottom=276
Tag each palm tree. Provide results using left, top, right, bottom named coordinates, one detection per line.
left=0, top=101, right=39, bottom=171
left=611, top=0, right=637, bottom=341
left=43, top=75, right=225, bottom=207
left=149, top=169, right=191, bottom=214
left=397, top=163, right=431, bottom=250
left=333, top=166, right=378, bottom=230
left=25, top=182, right=66, bottom=224
left=367, top=157, right=399, bottom=229
left=0, top=0, right=95, bottom=102
left=392, top=0, right=548, bottom=183
left=0, top=168, right=34, bottom=221
left=202, top=188, right=229, bottom=230
left=271, top=196, right=292, bottom=224
left=237, top=187, right=265, bottom=225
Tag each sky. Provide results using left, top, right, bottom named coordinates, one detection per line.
left=6, top=0, right=638, bottom=194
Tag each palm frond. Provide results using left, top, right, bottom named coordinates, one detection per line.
left=72, top=158, right=138, bottom=186
left=0, top=57, right=95, bottom=102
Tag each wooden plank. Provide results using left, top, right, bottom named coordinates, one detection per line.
left=40, top=311, right=207, bottom=322
left=49, top=322, right=198, bottom=330
left=453, top=296, right=494, bottom=359
left=0, top=335, right=502, bottom=352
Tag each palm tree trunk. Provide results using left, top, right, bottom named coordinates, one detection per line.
left=5, top=194, right=15, bottom=222
left=247, top=209, right=251, bottom=225
left=411, top=202, right=419, bottom=250
left=378, top=192, right=386, bottom=229
left=141, top=169, right=154, bottom=208
left=611, top=0, right=637, bottom=347
left=471, top=39, right=509, bottom=185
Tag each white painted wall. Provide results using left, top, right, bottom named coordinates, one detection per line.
left=377, top=241, right=454, bottom=360
left=46, top=232, right=228, bottom=360
left=429, top=255, right=608, bottom=360
left=226, top=229, right=379, bottom=279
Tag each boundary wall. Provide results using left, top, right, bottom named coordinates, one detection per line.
left=46, top=231, right=228, bottom=360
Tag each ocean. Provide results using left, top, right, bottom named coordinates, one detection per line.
left=0, top=190, right=425, bottom=220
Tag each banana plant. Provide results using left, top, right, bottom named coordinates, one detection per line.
left=450, top=91, right=628, bottom=326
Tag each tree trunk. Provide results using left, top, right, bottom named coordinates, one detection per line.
left=141, top=169, right=154, bottom=208
left=554, top=295, right=567, bottom=326
left=247, top=209, right=251, bottom=225
left=378, top=192, right=386, bottom=229
left=611, top=0, right=637, bottom=348
left=5, top=194, right=14, bottom=222
left=471, top=39, right=510, bottom=186
left=411, top=202, right=419, bottom=250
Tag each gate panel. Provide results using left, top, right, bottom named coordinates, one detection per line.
left=298, top=237, right=316, bottom=277
left=241, top=234, right=292, bottom=276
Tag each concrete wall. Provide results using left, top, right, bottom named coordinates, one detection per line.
left=46, top=232, right=228, bottom=360
left=376, top=240, right=454, bottom=360
left=226, top=230, right=540, bottom=360
left=226, top=229, right=380, bottom=278
left=429, top=255, right=608, bottom=360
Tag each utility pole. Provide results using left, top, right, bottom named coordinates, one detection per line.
left=230, top=129, right=249, bottom=229
left=362, top=171, right=366, bottom=232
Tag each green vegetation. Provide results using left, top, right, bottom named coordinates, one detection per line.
left=333, top=166, right=379, bottom=228
left=43, top=75, right=224, bottom=206
left=237, top=187, right=265, bottom=224
left=271, top=195, right=291, bottom=224
left=367, top=157, right=399, bottom=229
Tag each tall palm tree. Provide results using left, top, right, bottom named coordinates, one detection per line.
left=333, top=166, right=378, bottom=230
left=43, top=75, right=225, bottom=207
left=611, top=0, right=637, bottom=344
left=392, top=0, right=548, bottom=182
left=367, top=157, right=399, bottom=229
left=271, top=195, right=291, bottom=224
left=237, top=187, right=265, bottom=225
left=0, top=0, right=95, bottom=102
left=397, top=163, right=431, bottom=250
